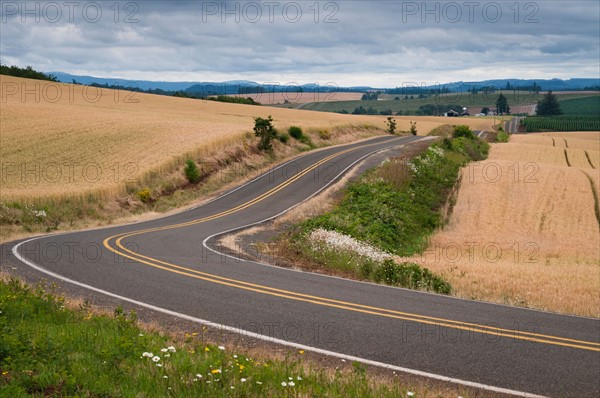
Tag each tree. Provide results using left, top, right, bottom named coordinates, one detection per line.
left=409, top=121, right=417, bottom=136
left=184, top=159, right=201, bottom=183
left=253, top=115, right=277, bottom=151
left=481, top=107, right=490, bottom=115
left=496, top=94, right=510, bottom=114
left=536, top=91, right=562, bottom=116
left=385, top=117, right=397, bottom=134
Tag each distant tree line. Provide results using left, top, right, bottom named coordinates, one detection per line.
left=386, top=86, right=451, bottom=95
left=361, top=92, right=381, bottom=100
left=415, top=104, right=464, bottom=116
left=0, top=63, right=58, bottom=82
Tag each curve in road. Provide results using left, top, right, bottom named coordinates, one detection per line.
left=6, top=135, right=600, bottom=398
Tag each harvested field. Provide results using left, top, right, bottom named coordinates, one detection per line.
left=546, top=131, right=600, bottom=141
left=409, top=132, right=600, bottom=317
left=220, top=92, right=364, bottom=104
left=566, top=148, right=595, bottom=169
left=561, top=137, right=600, bottom=150
left=0, top=76, right=496, bottom=202
left=488, top=143, right=567, bottom=167
left=586, top=150, right=600, bottom=169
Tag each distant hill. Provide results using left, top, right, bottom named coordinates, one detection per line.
left=50, top=72, right=198, bottom=91
left=420, top=78, right=600, bottom=92
left=50, top=72, right=600, bottom=94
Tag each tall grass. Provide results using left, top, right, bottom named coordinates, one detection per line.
left=0, top=278, right=466, bottom=397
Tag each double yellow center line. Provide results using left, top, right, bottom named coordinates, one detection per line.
left=103, top=140, right=600, bottom=352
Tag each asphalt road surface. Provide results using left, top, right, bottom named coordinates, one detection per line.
left=4, top=135, right=599, bottom=397
left=506, top=117, right=525, bottom=134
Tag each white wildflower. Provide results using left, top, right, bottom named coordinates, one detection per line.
left=309, top=229, right=392, bottom=262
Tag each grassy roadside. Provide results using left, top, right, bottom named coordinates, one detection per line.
left=0, top=125, right=382, bottom=244
left=0, top=277, right=482, bottom=397
left=275, top=126, right=489, bottom=293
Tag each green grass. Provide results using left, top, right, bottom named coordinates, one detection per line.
left=292, top=92, right=600, bottom=115
left=521, top=115, right=600, bottom=132
left=559, top=95, right=600, bottom=116
left=297, top=137, right=487, bottom=257
left=0, top=278, right=449, bottom=397
left=286, top=129, right=488, bottom=293
left=495, top=129, right=510, bottom=143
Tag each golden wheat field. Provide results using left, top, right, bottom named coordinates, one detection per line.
left=409, top=132, right=600, bottom=317
left=220, top=92, right=364, bottom=104
left=1, top=76, right=494, bottom=201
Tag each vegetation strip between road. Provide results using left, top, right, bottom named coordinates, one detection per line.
left=94, top=139, right=600, bottom=353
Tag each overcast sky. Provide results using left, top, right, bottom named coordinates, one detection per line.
left=1, top=1, right=599, bottom=86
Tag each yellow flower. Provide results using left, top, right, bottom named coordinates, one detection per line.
left=1, top=371, right=8, bottom=375
left=205, top=347, right=210, bottom=352
left=211, top=369, right=221, bottom=374
left=298, top=350, right=305, bottom=355
left=238, top=365, right=245, bottom=371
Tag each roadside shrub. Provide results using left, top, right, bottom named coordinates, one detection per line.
left=496, top=128, right=509, bottom=143
left=137, top=188, right=152, bottom=203
left=373, top=260, right=451, bottom=294
left=299, top=134, right=315, bottom=148
left=385, top=117, right=397, bottom=135
left=409, top=121, right=417, bottom=135
left=452, top=125, right=475, bottom=140
left=318, top=129, right=332, bottom=140
left=288, top=126, right=303, bottom=140
left=254, top=115, right=277, bottom=151
left=277, top=132, right=290, bottom=144
left=184, top=159, right=201, bottom=183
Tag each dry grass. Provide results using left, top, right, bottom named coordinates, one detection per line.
left=566, top=148, right=595, bottom=169
left=585, top=150, right=600, bottom=169
left=546, top=131, right=600, bottom=141
left=488, top=142, right=567, bottom=167
left=1, top=76, right=493, bottom=202
left=0, top=76, right=381, bottom=201
left=408, top=132, right=600, bottom=317
left=218, top=92, right=364, bottom=104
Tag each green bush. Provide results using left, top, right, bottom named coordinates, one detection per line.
left=452, top=125, right=475, bottom=140
left=288, top=126, right=304, bottom=140
left=254, top=116, right=277, bottom=151
left=373, top=260, right=451, bottom=294
left=277, top=132, right=290, bottom=144
left=496, top=129, right=510, bottom=143
left=184, top=159, right=201, bottom=183
left=299, top=135, right=314, bottom=148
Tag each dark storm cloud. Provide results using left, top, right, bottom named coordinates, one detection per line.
left=0, top=1, right=598, bottom=85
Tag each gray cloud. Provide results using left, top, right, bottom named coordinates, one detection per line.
left=0, top=1, right=598, bottom=86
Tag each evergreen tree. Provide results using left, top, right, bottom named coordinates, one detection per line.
left=496, top=94, right=510, bottom=114
left=536, top=91, right=562, bottom=116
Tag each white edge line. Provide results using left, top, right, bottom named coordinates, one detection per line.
left=200, top=138, right=600, bottom=320
left=1, top=135, right=400, bottom=244
left=12, top=238, right=546, bottom=398
left=9, top=136, right=547, bottom=398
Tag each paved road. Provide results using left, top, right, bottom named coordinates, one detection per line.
left=4, top=135, right=599, bottom=397
left=506, top=117, right=524, bottom=134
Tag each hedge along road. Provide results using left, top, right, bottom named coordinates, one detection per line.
left=5, top=135, right=599, bottom=397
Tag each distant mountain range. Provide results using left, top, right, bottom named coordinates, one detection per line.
left=51, top=72, right=599, bottom=94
